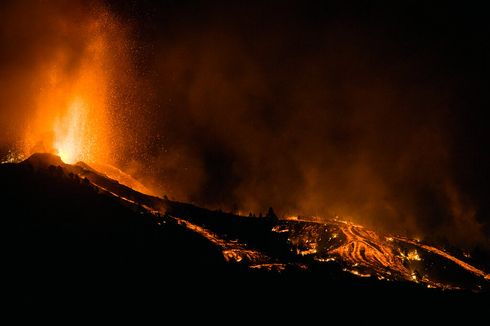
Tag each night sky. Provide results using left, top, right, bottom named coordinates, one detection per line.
left=1, top=1, right=489, bottom=247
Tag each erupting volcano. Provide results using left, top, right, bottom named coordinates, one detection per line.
left=23, top=6, right=115, bottom=166
left=3, top=152, right=489, bottom=297
left=53, top=98, right=89, bottom=164
left=11, top=2, right=150, bottom=195
left=1, top=1, right=489, bottom=307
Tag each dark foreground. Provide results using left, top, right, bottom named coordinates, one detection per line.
left=2, top=154, right=488, bottom=310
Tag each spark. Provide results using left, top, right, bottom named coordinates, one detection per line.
left=407, top=249, right=422, bottom=261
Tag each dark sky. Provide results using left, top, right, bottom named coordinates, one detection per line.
left=1, top=0, right=489, bottom=247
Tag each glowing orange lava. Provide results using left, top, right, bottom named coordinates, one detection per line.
left=24, top=13, right=113, bottom=166
left=53, top=98, right=90, bottom=163
left=283, top=217, right=490, bottom=288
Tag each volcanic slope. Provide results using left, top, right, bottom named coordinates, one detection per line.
left=3, top=153, right=488, bottom=306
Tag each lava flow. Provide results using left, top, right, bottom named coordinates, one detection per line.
left=4, top=152, right=489, bottom=292
left=53, top=98, right=94, bottom=164
left=276, top=217, right=490, bottom=290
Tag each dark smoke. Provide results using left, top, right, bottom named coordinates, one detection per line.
left=114, top=1, right=489, bottom=247
left=1, top=1, right=489, bottom=247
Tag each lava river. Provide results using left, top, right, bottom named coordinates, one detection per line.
left=21, top=154, right=488, bottom=292
left=274, top=217, right=490, bottom=291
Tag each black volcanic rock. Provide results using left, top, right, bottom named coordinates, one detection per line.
left=3, top=154, right=228, bottom=307
left=2, top=153, right=487, bottom=308
left=21, top=152, right=65, bottom=169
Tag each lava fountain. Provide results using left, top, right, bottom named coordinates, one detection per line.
left=18, top=5, right=155, bottom=195
left=53, top=98, right=90, bottom=164
left=24, top=8, right=115, bottom=167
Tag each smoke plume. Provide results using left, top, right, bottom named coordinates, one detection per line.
left=1, top=1, right=488, bottom=247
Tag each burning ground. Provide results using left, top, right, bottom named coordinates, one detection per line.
left=3, top=153, right=488, bottom=306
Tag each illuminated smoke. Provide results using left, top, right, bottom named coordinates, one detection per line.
left=1, top=2, right=488, bottom=248
left=117, top=3, right=488, bottom=248
left=0, top=0, right=136, bottom=168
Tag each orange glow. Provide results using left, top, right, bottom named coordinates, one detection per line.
left=171, top=216, right=269, bottom=264
left=24, top=14, right=113, bottom=166
left=327, top=221, right=412, bottom=279
left=401, top=237, right=490, bottom=280
left=282, top=216, right=490, bottom=288
left=53, top=98, right=90, bottom=163
left=19, top=10, right=160, bottom=195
